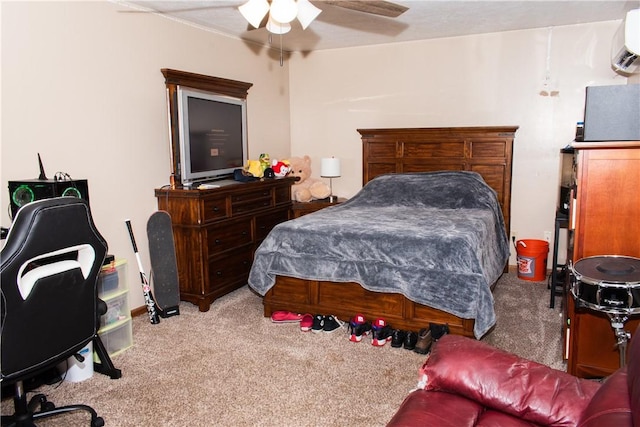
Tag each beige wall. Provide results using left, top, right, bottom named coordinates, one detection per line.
left=288, top=21, right=629, bottom=266
left=1, top=1, right=291, bottom=309
left=1, top=2, right=631, bottom=309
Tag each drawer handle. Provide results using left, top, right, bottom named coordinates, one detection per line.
left=241, top=231, right=248, bottom=236
left=215, top=239, right=221, bottom=244
left=216, top=271, right=223, bottom=276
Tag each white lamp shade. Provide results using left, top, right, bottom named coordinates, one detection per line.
left=321, top=158, right=341, bottom=178
left=296, top=0, right=322, bottom=30
left=270, top=0, right=298, bottom=24
left=266, top=16, right=291, bottom=34
left=238, top=0, right=270, bottom=29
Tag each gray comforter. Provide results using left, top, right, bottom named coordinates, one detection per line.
left=248, top=171, right=509, bottom=338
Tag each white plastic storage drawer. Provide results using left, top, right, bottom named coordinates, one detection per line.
left=100, top=290, right=130, bottom=328
left=97, top=259, right=128, bottom=297
left=97, top=319, right=133, bottom=358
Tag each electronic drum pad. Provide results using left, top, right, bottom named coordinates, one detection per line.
left=575, top=255, right=640, bottom=283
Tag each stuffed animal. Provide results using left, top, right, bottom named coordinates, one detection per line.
left=271, top=159, right=291, bottom=178
left=259, top=153, right=271, bottom=172
left=244, top=153, right=272, bottom=178
left=245, top=160, right=264, bottom=178
left=287, top=155, right=331, bottom=202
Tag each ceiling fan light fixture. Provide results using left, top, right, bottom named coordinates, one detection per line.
left=239, top=0, right=270, bottom=28
left=266, top=16, right=292, bottom=34
left=270, top=0, right=298, bottom=24
left=296, top=0, right=322, bottom=30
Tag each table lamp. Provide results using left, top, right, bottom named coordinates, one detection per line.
left=320, top=157, right=341, bottom=203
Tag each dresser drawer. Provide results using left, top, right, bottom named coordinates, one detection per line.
left=255, top=209, right=290, bottom=241
left=231, top=189, right=272, bottom=215
left=232, top=198, right=272, bottom=215
left=274, top=185, right=292, bottom=204
left=206, top=218, right=252, bottom=255
left=208, top=248, right=253, bottom=288
left=203, top=196, right=228, bottom=222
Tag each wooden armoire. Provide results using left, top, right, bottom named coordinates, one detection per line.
left=564, top=141, right=640, bottom=378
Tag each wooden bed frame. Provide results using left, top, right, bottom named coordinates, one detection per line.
left=262, top=126, right=517, bottom=337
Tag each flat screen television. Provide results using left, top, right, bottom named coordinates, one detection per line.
left=177, top=87, right=248, bottom=185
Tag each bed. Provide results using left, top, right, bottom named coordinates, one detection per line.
left=249, top=126, right=517, bottom=338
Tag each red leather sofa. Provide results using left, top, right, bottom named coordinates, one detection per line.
left=387, top=327, right=639, bottom=427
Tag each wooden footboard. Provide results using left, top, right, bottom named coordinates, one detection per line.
left=263, top=275, right=476, bottom=337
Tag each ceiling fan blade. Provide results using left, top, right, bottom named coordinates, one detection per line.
left=247, top=13, right=270, bottom=31
left=119, top=6, right=220, bottom=14
left=324, top=1, right=408, bottom=18
left=118, top=3, right=235, bottom=15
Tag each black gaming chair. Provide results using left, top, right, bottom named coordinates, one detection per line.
left=1, top=197, right=119, bottom=427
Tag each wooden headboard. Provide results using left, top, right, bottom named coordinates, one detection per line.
left=358, top=126, right=517, bottom=238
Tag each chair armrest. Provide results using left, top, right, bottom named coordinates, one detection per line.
left=578, top=369, right=632, bottom=427
left=420, top=335, right=600, bottom=426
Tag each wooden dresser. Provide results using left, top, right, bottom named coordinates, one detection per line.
left=155, top=177, right=296, bottom=312
left=565, top=141, right=640, bottom=378
left=359, top=126, right=516, bottom=237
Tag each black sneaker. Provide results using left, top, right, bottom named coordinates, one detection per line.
left=311, top=314, right=324, bottom=333
left=323, top=315, right=345, bottom=333
left=403, top=331, right=418, bottom=350
left=371, top=318, right=393, bottom=347
left=391, top=329, right=407, bottom=348
left=430, top=323, right=449, bottom=340
left=348, top=314, right=371, bottom=343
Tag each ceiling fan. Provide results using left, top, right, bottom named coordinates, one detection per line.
left=241, top=0, right=409, bottom=34
left=118, top=1, right=409, bottom=64
left=119, top=1, right=409, bottom=32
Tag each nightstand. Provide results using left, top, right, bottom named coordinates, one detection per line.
left=291, top=197, right=346, bottom=218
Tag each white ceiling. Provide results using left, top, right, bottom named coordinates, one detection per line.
left=115, top=1, right=638, bottom=52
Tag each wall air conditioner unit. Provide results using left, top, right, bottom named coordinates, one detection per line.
left=612, top=8, right=640, bottom=74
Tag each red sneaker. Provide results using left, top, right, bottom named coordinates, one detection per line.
left=371, top=318, right=393, bottom=347
left=271, top=311, right=303, bottom=323
left=348, top=314, right=371, bottom=342
left=300, top=314, right=314, bottom=332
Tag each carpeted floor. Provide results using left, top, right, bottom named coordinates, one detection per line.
left=1, top=272, right=564, bottom=426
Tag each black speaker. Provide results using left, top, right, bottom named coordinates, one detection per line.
left=8, top=179, right=89, bottom=218
left=583, top=84, right=640, bottom=141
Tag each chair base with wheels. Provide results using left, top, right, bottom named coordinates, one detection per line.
left=2, top=379, right=105, bottom=427
left=2, top=301, right=122, bottom=426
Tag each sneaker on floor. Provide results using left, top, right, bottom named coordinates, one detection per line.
left=430, top=323, right=450, bottom=341
left=348, top=314, right=371, bottom=343
left=311, top=314, right=325, bottom=333
left=271, top=311, right=303, bottom=323
left=403, top=331, right=418, bottom=350
left=390, top=329, right=407, bottom=348
left=371, top=318, right=393, bottom=347
left=323, top=315, right=345, bottom=333
left=300, top=314, right=314, bottom=332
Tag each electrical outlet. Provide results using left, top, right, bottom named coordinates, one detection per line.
left=544, top=231, right=552, bottom=243
left=510, top=230, right=517, bottom=243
